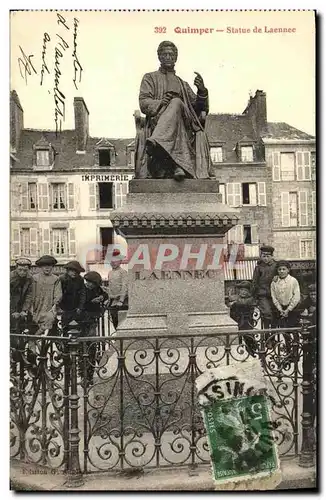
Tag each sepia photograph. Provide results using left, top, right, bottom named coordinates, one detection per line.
left=9, top=9, right=316, bottom=491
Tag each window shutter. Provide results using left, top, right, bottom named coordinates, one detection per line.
left=121, top=181, right=129, bottom=207
left=299, top=191, right=308, bottom=226
left=257, top=182, right=266, bottom=206
left=249, top=184, right=257, bottom=205
left=234, top=183, right=241, bottom=206
left=21, top=182, right=28, bottom=210
left=303, top=152, right=311, bottom=180
left=12, top=228, right=21, bottom=257
left=89, top=183, right=97, bottom=210
left=69, top=228, right=76, bottom=256
left=235, top=225, right=244, bottom=243
left=30, top=228, right=38, bottom=256
left=251, top=224, right=259, bottom=244
left=281, top=192, right=290, bottom=227
left=43, top=228, right=50, bottom=254
left=226, top=183, right=234, bottom=206
left=227, top=226, right=236, bottom=243
left=296, top=152, right=304, bottom=181
left=272, top=152, right=281, bottom=181
left=114, top=182, right=122, bottom=209
left=38, top=183, right=49, bottom=210
left=67, top=183, right=75, bottom=210
left=312, top=191, right=316, bottom=226
left=219, top=184, right=226, bottom=204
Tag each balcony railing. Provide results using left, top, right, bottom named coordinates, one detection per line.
left=10, top=318, right=316, bottom=487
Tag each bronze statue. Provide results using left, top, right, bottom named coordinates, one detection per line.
left=135, top=41, right=215, bottom=181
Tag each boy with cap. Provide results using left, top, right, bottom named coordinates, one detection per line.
left=300, top=283, right=317, bottom=326
left=10, top=258, right=33, bottom=331
left=229, top=281, right=258, bottom=357
left=106, top=249, right=128, bottom=330
left=30, top=255, right=62, bottom=334
left=58, top=260, right=86, bottom=334
left=252, top=246, right=278, bottom=330
left=271, top=260, right=301, bottom=357
left=78, top=271, right=108, bottom=386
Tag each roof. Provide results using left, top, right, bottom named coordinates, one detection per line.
left=11, top=129, right=135, bottom=171
left=262, top=122, right=315, bottom=141
left=205, top=113, right=255, bottom=162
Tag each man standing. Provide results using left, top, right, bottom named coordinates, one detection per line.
left=58, top=260, right=86, bottom=335
left=138, top=40, right=214, bottom=180
left=10, top=257, right=33, bottom=331
left=106, top=249, right=128, bottom=331
left=229, top=281, right=258, bottom=357
left=252, top=246, right=278, bottom=329
left=31, top=255, right=62, bottom=334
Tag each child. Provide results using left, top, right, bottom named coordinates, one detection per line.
left=106, top=249, right=128, bottom=330
left=78, top=271, right=108, bottom=387
left=229, top=281, right=258, bottom=357
left=58, top=260, right=86, bottom=335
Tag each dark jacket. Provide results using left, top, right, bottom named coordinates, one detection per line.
left=10, top=270, right=33, bottom=315
left=82, top=286, right=108, bottom=321
left=299, top=296, right=316, bottom=326
left=252, top=259, right=278, bottom=298
left=230, top=297, right=256, bottom=330
left=58, top=274, right=86, bottom=312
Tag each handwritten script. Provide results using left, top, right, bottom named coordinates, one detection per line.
left=16, top=12, right=83, bottom=135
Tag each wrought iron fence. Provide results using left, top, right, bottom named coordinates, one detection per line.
left=10, top=319, right=316, bottom=487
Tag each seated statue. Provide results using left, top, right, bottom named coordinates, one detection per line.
left=135, top=40, right=215, bottom=181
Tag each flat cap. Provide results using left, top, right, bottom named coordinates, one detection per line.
left=35, top=255, right=58, bottom=267
left=15, top=257, right=32, bottom=267
left=308, top=284, right=316, bottom=292
left=260, top=246, right=275, bottom=254
left=276, top=260, right=291, bottom=269
left=84, top=271, right=102, bottom=286
left=65, top=260, right=85, bottom=273
left=235, top=280, right=252, bottom=290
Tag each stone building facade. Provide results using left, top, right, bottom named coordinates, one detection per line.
left=10, top=91, right=134, bottom=277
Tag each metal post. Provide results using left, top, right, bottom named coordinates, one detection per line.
left=66, top=321, right=84, bottom=487
left=299, top=315, right=315, bottom=468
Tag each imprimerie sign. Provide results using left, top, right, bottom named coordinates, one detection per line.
left=134, top=269, right=219, bottom=280
left=81, top=174, right=132, bottom=182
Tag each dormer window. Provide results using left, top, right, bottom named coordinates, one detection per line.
left=36, top=150, right=50, bottom=166
left=98, top=148, right=111, bottom=167
left=210, top=147, right=223, bottom=163
left=240, top=146, right=254, bottom=162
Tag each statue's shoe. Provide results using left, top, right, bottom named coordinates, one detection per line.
left=174, top=167, right=186, bottom=181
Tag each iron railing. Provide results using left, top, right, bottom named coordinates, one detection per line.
left=10, top=320, right=316, bottom=487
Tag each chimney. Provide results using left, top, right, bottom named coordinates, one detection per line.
left=74, top=97, right=89, bottom=151
left=242, top=90, right=267, bottom=138
left=10, top=90, right=24, bottom=151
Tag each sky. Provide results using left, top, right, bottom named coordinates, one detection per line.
left=10, top=10, right=315, bottom=138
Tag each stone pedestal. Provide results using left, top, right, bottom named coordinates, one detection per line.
left=110, top=180, right=240, bottom=336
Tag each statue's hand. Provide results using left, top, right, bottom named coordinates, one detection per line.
left=161, top=92, right=174, bottom=106
left=194, top=72, right=205, bottom=92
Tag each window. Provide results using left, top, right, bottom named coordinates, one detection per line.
left=300, top=239, right=315, bottom=259
left=296, top=152, right=311, bottom=181
left=312, top=191, right=316, bottom=226
left=226, top=183, right=241, bottom=207
left=298, top=191, right=308, bottom=226
left=99, top=182, right=114, bottom=209
left=280, top=152, right=295, bottom=181
left=129, top=151, right=135, bottom=167
left=311, top=152, right=316, bottom=180
left=243, top=225, right=258, bottom=245
left=100, top=227, right=113, bottom=260
left=289, top=192, right=298, bottom=227
left=52, top=228, right=68, bottom=256
left=51, top=183, right=66, bottom=209
left=242, top=183, right=257, bottom=205
left=240, top=146, right=253, bottom=162
left=271, top=152, right=281, bottom=181
left=210, top=147, right=223, bottom=163
left=115, top=182, right=129, bottom=209
left=21, top=228, right=30, bottom=256
left=28, top=183, right=37, bottom=209
left=219, top=183, right=226, bottom=204
left=36, top=150, right=50, bottom=166
left=99, top=148, right=111, bottom=167
left=227, top=225, right=243, bottom=244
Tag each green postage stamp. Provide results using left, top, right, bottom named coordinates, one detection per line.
left=196, top=360, right=282, bottom=489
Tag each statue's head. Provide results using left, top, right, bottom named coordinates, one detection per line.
left=157, top=41, right=178, bottom=69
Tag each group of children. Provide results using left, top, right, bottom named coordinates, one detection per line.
left=229, top=249, right=316, bottom=358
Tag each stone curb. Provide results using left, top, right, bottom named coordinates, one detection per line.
left=11, top=458, right=316, bottom=491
